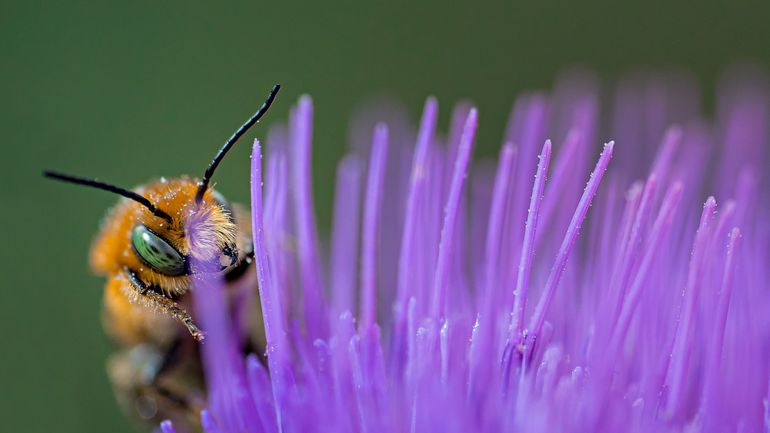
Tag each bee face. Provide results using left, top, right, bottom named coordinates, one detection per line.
left=90, top=177, right=242, bottom=298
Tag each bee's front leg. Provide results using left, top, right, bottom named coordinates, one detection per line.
left=124, top=267, right=205, bottom=342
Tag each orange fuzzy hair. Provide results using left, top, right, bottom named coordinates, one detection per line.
left=90, top=177, right=237, bottom=296
left=90, top=177, right=252, bottom=345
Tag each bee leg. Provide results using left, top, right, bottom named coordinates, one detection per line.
left=108, top=346, right=204, bottom=431
left=150, top=383, right=202, bottom=413
left=124, top=267, right=205, bottom=342
left=154, top=335, right=184, bottom=377
left=148, top=340, right=207, bottom=426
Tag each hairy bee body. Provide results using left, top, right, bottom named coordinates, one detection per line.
left=45, top=84, right=279, bottom=432
left=88, top=177, right=262, bottom=431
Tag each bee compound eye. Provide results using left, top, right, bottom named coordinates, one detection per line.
left=131, top=225, right=187, bottom=276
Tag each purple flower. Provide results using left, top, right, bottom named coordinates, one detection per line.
left=170, top=66, right=770, bottom=433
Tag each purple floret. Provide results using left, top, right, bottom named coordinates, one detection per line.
left=178, top=66, right=770, bottom=433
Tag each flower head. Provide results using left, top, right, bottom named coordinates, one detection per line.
left=169, top=67, right=769, bottom=433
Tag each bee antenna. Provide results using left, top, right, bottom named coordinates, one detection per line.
left=43, top=170, right=173, bottom=222
left=195, top=84, right=281, bottom=204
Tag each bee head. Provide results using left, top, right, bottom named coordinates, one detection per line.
left=130, top=177, right=240, bottom=275
left=43, top=84, right=279, bottom=295
left=85, top=177, right=243, bottom=295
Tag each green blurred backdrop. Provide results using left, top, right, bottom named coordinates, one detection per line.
left=2, top=1, right=769, bottom=432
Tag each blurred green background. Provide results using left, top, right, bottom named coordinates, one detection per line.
left=2, top=1, right=769, bottom=432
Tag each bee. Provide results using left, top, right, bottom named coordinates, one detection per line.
left=44, top=84, right=280, bottom=431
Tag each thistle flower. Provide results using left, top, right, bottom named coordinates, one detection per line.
left=167, top=66, right=769, bottom=433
